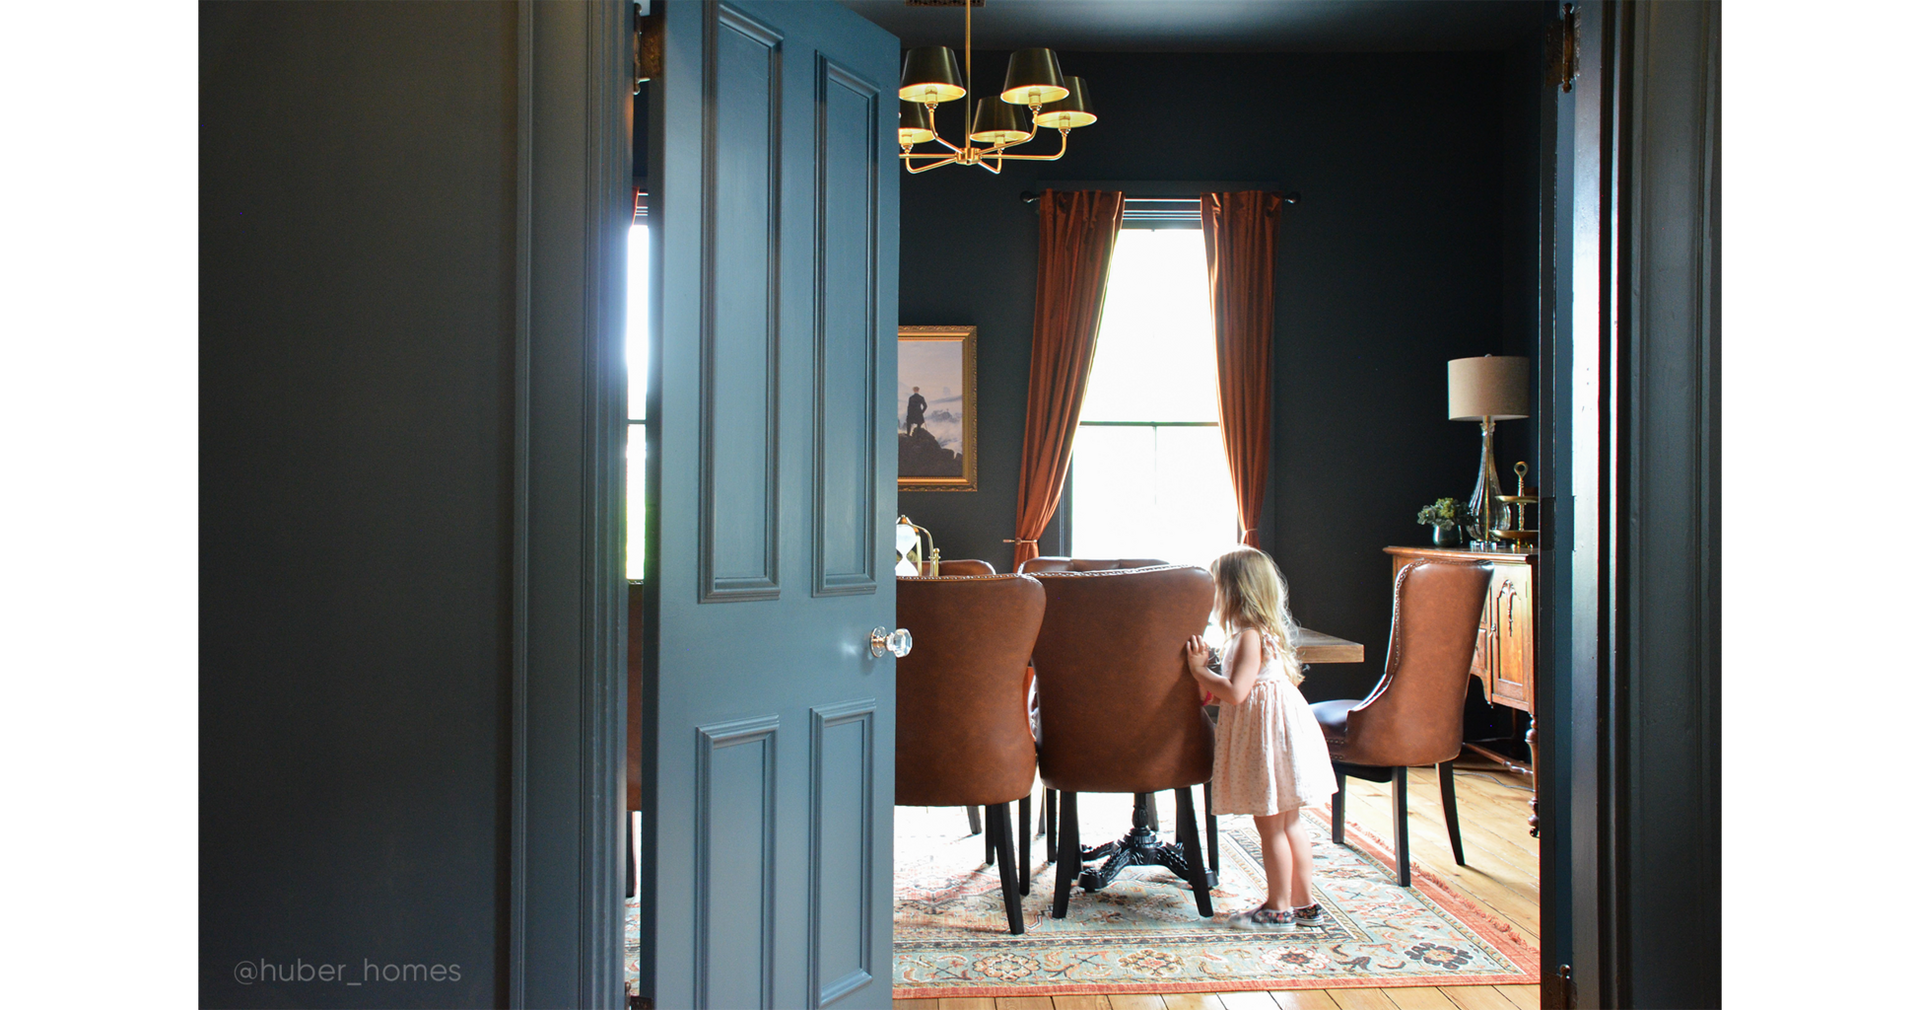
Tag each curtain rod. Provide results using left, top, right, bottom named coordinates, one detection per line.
left=1019, top=189, right=1299, bottom=206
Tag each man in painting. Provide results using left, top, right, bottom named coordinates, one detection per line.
left=904, top=386, right=927, bottom=436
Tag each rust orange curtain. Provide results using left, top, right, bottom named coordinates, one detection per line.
left=1201, top=192, right=1284, bottom=550
left=1009, top=190, right=1124, bottom=568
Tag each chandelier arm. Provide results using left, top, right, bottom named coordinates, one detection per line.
left=985, top=130, right=1069, bottom=162
left=905, top=155, right=959, bottom=174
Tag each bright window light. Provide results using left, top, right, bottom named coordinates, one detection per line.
left=626, top=223, right=649, bottom=581
left=1070, top=228, right=1240, bottom=567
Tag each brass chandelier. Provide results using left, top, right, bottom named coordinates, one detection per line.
left=896, top=2, right=1097, bottom=174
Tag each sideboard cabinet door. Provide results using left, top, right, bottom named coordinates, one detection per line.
left=1487, top=561, right=1534, bottom=714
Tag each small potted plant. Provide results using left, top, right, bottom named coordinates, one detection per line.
left=1416, top=497, right=1469, bottom=547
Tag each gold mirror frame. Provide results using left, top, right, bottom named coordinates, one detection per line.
left=896, top=325, right=977, bottom=491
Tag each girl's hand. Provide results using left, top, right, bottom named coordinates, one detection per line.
left=1184, top=635, right=1210, bottom=678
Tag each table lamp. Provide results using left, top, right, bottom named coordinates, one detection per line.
left=1447, top=355, right=1529, bottom=546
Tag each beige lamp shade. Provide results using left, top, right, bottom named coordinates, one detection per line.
left=1447, top=355, right=1530, bottom=420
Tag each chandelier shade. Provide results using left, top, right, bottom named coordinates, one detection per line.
left=969, top=98, right=1034, bottom=146
left=899, top=46, right=965, bottom=104
left=1034, top=76, right=1096, bottom=130
left=898, top=100, right=936, bottom=146
left=1000, top=47, right=1069, bottom=106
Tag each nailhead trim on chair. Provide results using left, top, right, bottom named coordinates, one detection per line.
left=1023, top=564, right=1205, bottom=579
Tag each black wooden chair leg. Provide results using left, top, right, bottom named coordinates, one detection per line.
left=1203, top=781, right=1220, bottom=887
left=1051, top=792, right=1080, bottom=919
left=1392, top=765, right=1411, bottom=887
left=966, top=804, right=981, bottom=835
left=1018, top=793, right=1032, bottom=895
left=988, top=803, right=1024, bottom=934
left=1043, top=788, right=1057, bottom=863
left=1438, top=760, right=1466, bottom=867
left=626, top=811, right=637, bottom=899
left=1175, top=786, right=1213, bottom=917
left=1331, top=767, right=1347, bottom=845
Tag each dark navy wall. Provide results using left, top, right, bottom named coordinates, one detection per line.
left=898, top=46, right=1544, bottom=703
left=200, top=3, right=516, bottom=1006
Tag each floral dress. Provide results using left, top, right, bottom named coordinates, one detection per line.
left=1210, top=630, right=1339, bottom=816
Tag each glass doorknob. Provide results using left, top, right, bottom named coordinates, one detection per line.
left=869, top=628, right=913, bottom=658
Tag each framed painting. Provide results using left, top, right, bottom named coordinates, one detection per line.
left=897, top=325, right=977, bottom=491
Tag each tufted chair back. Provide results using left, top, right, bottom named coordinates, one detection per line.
left=1027, top=565, right=1215, bottom=794
left=894, top=573, right=1046, bottom=807
left=1017, top=556, right=1167, bottom=574
left=915, top=558, right=995, bottom=576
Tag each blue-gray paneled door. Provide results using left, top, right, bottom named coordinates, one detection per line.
left=643, top=2, right=900, bottom=1008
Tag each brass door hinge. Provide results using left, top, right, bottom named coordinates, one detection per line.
left=1543, top=963, right=1577, bottom=1008
left=633, top=1, right=662, bottom=93
left=1559, top=4, right=1580, bottom=93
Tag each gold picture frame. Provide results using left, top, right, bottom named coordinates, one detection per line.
left=897, top=325, right=977, bottom=491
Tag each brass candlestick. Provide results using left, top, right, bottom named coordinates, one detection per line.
left=1491, top=461, right=1539, bottom=550
left=896, top=515, right=940, bottom=575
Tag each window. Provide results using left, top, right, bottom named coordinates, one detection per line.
left=1070, top=217, right=1240, bottom=566
left=626, top=217, right=650, bottom=581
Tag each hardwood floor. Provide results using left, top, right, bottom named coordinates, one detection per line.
left=895, top=764, right=1540, bottom=1010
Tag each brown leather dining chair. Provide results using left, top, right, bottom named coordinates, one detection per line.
left=1015, top=557, right=1176, bottom=858
left=909, top=559, right=1025, bottom=848
left=895, top=572, right=1046, bottom=934
left=1028, top=565, right=1216, bottom=919
left=1310, top=558, right=1493, bottom=887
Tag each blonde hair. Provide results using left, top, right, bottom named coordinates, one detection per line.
left=1209, top=546, right=1304, bottom=686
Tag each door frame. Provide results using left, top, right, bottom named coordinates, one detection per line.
left=506, top=1, right=1724, bottom=1007
left=1545, top=2, right=1720, bottom=1006
left=511, top=1, right=632, bottom=1006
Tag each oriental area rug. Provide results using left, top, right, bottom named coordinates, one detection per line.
left=890, top=793, right=1539, bottom=998
left=622, top=792, right=1539, bottom=1000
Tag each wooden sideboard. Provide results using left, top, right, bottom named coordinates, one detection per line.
left=1385, top=545, right=1539, bottom=832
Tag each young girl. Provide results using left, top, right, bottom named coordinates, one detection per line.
left=1185, top=546, right=1338, bottom=929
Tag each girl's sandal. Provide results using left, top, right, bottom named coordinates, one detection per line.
left=1291, top=902, right=1323, bottom=924
left=1226, top=906, right=1294, bottom=930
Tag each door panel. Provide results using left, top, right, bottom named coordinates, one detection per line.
left=810, top=701, right=878, bottom=1004
left=814, top=60, right=882, bottom=596
left=702, top=4, right=783, bottom=599
left=648, top=3, right=899, bottom=1008
left=695, top=717, right=778, bottom=1009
